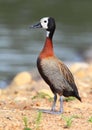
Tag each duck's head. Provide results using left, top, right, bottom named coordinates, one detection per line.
left=30, top=17, right=56, bottom=39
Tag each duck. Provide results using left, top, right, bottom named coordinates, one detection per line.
left=30, top=17, right=81, bottom=114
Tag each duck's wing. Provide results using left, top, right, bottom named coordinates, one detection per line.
left=58, top=61, right=76, bottom=88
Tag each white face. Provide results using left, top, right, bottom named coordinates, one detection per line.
left=40, top=17, right=49, bottom=29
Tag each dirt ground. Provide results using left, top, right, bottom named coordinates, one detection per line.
left=0, top=62, right=92, bottom=130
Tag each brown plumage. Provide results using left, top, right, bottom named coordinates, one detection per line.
left=31, top=17, right=81, bottom=114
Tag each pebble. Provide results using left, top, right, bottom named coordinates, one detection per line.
left=12, top=71, right=32, bottom=86
left=14, top=97, right=28, bottom=102
left=70, top=62, right=89, bottom=73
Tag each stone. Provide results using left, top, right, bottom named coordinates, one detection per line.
left=70, top=62, right=88, bottom=73
left=12, top=72, right=32, bottom=86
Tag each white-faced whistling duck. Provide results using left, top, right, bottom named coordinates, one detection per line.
left=30, top=17, right=81, bottom=114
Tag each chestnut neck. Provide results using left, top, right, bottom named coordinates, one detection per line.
left=39, top=37, right=54, bottom=58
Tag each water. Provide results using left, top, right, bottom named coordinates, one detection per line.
left=0, top=0, right=92, bottom=87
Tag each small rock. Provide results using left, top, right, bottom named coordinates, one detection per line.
left=75, top=70, right=86, bottom=79
left=14, top=97, right=27, bottom=102
left=70, top=62, right=88, bottom=73
left=12, top=72, right=32, bottom=86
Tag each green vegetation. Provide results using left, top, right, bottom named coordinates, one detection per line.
left=23, top=117, right=32, bottom=130
left=35, top=111, right=42, bottom=130
left=61, top=115, right=79, bottom=128
left=88, top=116, right=92, bottom=123
left=64, top=96, right=76, bottom=102
left=32, top=92, right=53, bottom=102
left=23, top=111, right=42, bottom=130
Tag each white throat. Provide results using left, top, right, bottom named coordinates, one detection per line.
left=46, top=31, right=50, bottom=37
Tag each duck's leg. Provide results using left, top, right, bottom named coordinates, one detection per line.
left=51, top=94, right=57, bottom=111
left=49, top=95, right=63, bottom=114
left=39, top=95, right=63, bottom=114
left=39, top=94, right=57, bottom=114
left=59, top=96, right=63, bottom=113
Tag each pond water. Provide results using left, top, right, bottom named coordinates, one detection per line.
left=0, top=0, right=92, bottom=87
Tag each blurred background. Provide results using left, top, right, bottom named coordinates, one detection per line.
left=0, top=0, right=92, bottom=86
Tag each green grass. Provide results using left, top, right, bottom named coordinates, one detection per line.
left=32, top=92, right=53, bottom=102
left=64, top=96, right=76, bottom=102
left=23, top=117, right=32, bottom=130
left=88, top=116, right=92, bottom=123
left=35, top=111, right=42, bottom=130
left=23, top=111, right=42, bottom=130
left=61, top=115, right=79, bottom=128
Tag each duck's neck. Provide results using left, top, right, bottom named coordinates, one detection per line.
left=39, top=36, right=54, bottom=58
left=46, top=30, right=54, bottom=39
left=39, top=29, right=55, bottom=58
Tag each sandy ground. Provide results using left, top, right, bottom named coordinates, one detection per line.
left=0, top=62, right=92, bottom=130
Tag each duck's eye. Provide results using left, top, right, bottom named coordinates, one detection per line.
left=44, top=20, right=47, bottom=23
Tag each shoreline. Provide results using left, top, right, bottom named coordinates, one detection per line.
left=0, top=62, right=92, bottom=130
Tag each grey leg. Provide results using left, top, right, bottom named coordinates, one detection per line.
left=38, top=94, right=58, bottom=114
left=59, top=96, right=63, bottom=113
left=38, top=95, right=63, bottom=115
left=47, top=95, right=63, bottom=114
left=51, top=94, right=57, bottom=111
